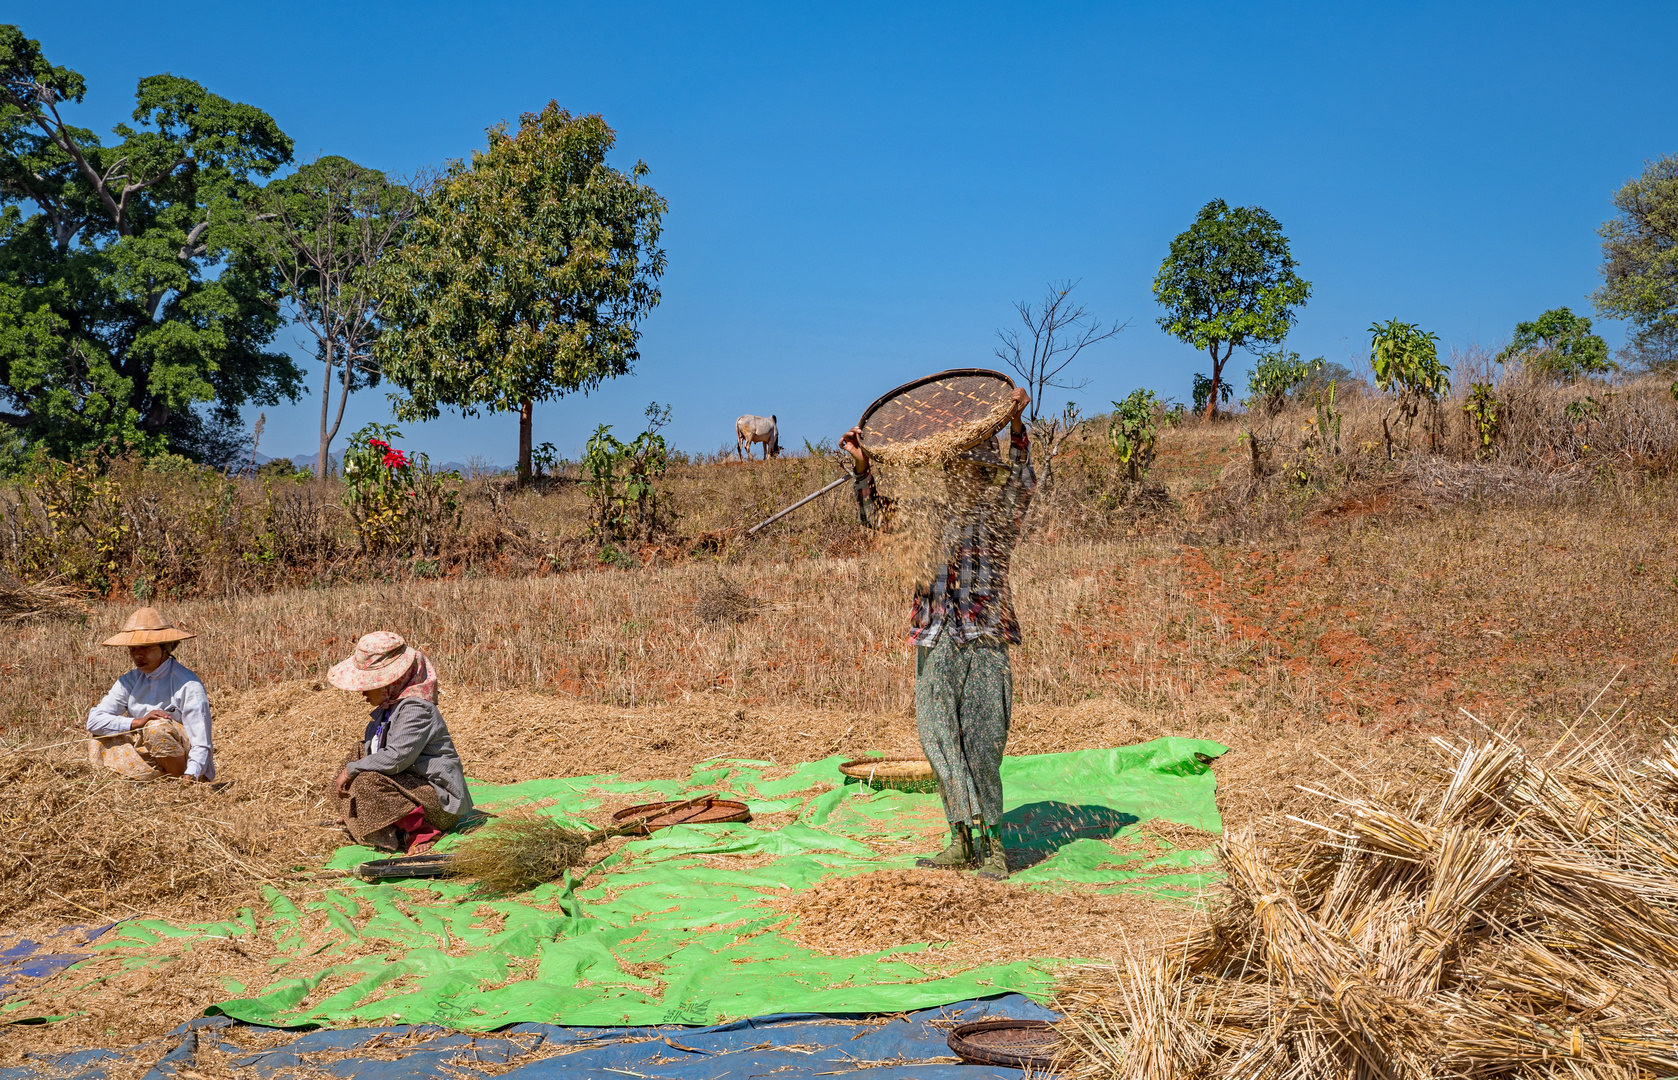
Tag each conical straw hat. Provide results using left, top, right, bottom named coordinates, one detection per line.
left=101, top=607, right=196, bottom=647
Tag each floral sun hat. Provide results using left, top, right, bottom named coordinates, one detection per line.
left=327, top=631, right=418, bottom=692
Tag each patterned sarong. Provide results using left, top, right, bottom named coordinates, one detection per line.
left=88, top=717, right=190, bottom=779
left=335, top=767, right=459, bottom=851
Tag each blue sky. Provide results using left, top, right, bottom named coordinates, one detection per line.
left=23, top=2, right=1678, bottom=464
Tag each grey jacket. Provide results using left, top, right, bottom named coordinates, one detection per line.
left=347, top=697, right=473, bottom=817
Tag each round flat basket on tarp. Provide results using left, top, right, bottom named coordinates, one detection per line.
left=857, top=368, right=1016, bottom=468
left=837, top=756, right=939, bottom=794
left=947, top=1019, right=1068, bottom=1072
left=610, top=795, right=751, bottom=834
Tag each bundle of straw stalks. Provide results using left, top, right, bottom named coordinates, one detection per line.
left=445, top=795, right=728, bottom=895
left=444, top=811, right=594, bottom=896
left=1055, top=727, right=1678, bottom=1079
left=0, top=570, right=89, bottom=623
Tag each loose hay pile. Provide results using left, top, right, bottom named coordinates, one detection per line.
left=772, top=869, right=1191, bottom=967
left=693, top=577, right=763, bottom=624
left=0, top=755, right=329, bottom=930
left=0, top=570, right=88, bottom=623
left=1055, top=732, right=1678, bottom=1079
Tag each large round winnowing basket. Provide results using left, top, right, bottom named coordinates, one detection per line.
left=837, top=756, right=940, bottom=794
left=857, top=369, right=1015, bottom=464
left=946, top=1019, right=1068, bottom=1071
left=609, top=797, right=752, bottom=833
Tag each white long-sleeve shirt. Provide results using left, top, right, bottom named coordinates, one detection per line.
left=86, top=657, right=214, bottom=780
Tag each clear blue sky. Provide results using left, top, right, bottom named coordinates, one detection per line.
left=24, top=2, right=1678, bottom=464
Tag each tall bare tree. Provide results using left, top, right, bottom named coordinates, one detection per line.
left=242, top=156, right=417, bottom=477
left=993, top=280, right=1126, bottom=488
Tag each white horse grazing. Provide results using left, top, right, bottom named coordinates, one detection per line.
left=735, top=415, right=781, bottom=461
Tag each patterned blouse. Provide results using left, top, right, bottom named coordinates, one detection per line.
left=854, top=429, right=1035, bottom=646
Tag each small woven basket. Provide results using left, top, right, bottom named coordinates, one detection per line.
left=838, top=756, right=940, bottom=794
left=947, top=1019, right=1067, bottom=1071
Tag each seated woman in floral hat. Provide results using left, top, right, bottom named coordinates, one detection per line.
left=329, top=631, right=473, bottom=856
left=87, top=607, right=214, bottom=781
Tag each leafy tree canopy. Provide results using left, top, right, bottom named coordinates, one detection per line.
left=376, top=102, right=667, bottom=479
left=0, top=25, right=301, bottom=463
left=1593, top=153, right=1678, bottom=370
left=1495, top=306, right=1611, bottom=382
left=1154, top=199, right=1311, bottom=417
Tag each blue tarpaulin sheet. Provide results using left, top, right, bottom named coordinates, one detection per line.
left=2, top=995, right=1060, bottom=1080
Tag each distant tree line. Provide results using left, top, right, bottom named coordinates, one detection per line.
left=0, top=25, right=665, bottom=480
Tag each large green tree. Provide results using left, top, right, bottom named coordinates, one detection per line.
left=1593, top=153, right=1678, bottom=372
left=241, top=156, right=417, bottom=477
left=1495, top=307, right=1611, bottom=382
left=0, top=26, right=301, bottom=462
left=1153, top=199, right=1311, bottom=419
left=376, top=102, right=667, bottom=480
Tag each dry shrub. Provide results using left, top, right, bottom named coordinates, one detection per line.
left=692, top=577, right=762, bottom=623
left=770, top=868, right=1195, bottom=968
left=0, top=457, right=536, bottom=600
left=1055, top=727, right=1678, bottom=1079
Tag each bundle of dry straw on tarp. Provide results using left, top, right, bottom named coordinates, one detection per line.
left=1055, top=728, right=1678, bottom=1079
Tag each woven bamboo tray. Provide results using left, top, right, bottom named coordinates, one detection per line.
left=857, top=368, right=1015, bottom=466
left=609, top=795, right=752, bottom=833
left=837, top=756, right=940, bottom=794
left=947, top=1019, right=1067, bottom=1071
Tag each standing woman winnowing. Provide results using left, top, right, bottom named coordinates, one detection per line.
left=840, top=386, right=1034, bottom=881
left=86, top=607, right=214, bottom=781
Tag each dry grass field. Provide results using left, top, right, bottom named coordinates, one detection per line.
left=3, top=371, right=1676, bottom=1066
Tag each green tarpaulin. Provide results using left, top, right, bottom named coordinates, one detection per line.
left=47, top=738, right=1227, bottom=1030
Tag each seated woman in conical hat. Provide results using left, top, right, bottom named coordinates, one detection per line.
left=87, top=608, right=214, bottom=781
left=329, top=631, right=474, bottom=856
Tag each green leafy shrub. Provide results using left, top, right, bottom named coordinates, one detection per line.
left=584, top=403, right=673, bottom=544
left=1370, top=319, right=1450, bottom=457
left=1463, top=383, right=1502, bottom=456
left=1246, top=351, right=1321, bottom=415
left=1192, top=373, right=1234, bottom=415
left=1107, top=389, right=1162, bottom=482
left=1496, top=308, right=1613, bottom=382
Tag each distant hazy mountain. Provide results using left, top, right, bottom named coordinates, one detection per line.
left=243, top=451, right=500, bottom=476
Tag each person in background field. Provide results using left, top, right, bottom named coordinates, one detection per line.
left=87, top=607, right=214, bottom=782
left=840, top=386, right=1034, bottom=881
left=328, top=631, right=473, bottom=856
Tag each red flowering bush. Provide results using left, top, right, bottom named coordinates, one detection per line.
left=342, top=424, right=459, bottom=555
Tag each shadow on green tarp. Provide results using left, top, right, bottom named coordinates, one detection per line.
left=31, top=737, right=1227, bottom=1032
left=1001, top=802, right=1140, bottom=870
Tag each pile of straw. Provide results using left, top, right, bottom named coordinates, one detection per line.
left=1055, top=729, right=1678, bottom=1079
left=0, top=570, right=89, bottom=623
left=0, top=755, right=312, bottom=928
